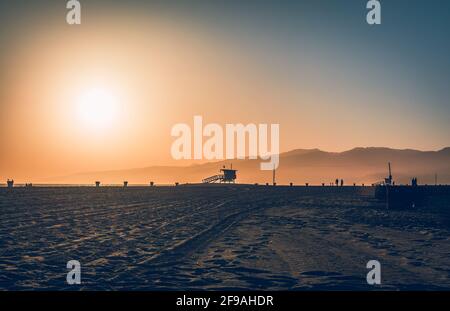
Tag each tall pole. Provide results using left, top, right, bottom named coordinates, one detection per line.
left=273, top=165, right=276, bottom=185
left=386, top=162, right=391, bottom=209
left=388, top=162, right=392, bottom=185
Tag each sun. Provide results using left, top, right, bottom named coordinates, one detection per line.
left=75, top=88, right=121, bottom=130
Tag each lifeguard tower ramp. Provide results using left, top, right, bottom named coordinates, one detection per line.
left=202, top=166, right=237, bottom=184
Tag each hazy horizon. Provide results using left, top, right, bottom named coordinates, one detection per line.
left=3, top=146, right=448, bottom=185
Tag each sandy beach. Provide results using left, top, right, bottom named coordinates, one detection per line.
left=0, top=185, right=449, bottom=290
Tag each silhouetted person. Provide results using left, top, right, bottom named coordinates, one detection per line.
left=335, top=179, right=339, bottom=187
left=7, top=179, right=14, bottom=188
left=340, top=179, right=344, bottom=187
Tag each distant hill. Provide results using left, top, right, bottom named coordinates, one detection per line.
left=43, top=147, right=450, bottom=185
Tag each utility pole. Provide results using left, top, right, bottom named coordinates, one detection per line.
left=388, top=162, right=392, bottom=185
left=273, top=165, right=276, bottom=186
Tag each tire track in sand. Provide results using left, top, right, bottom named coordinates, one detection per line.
left=140, top=196, right=287, bottom=267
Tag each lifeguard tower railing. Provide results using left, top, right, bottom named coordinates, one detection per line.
left=202, top=175, right=225, bottom=183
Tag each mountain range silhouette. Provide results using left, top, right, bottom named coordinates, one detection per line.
left=45, top=147, right=450, bottom=185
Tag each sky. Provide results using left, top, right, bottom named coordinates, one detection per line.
left=0, top=0, right=449, bottom=181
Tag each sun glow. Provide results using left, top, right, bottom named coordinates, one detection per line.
left=75, top=88, right=121, bottom=130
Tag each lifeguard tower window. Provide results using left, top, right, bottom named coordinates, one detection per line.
left=221, top=169, right=237, bottom=183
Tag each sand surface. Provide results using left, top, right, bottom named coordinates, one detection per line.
left=0, top=186, right=449, bottom=290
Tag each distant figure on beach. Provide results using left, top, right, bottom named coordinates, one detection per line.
left=340, top=179, right=344, bottom=187
left=7, top=179, right=14, bottom=188
left=335, top=179, right=339, bottom=187
left=412, top=178, right=418, bottom=187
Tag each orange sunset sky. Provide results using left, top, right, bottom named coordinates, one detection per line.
left=0, top=1, right=449, bottom=182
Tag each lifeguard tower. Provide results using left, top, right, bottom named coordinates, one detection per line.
left=202, top=165, right=237, bottom=184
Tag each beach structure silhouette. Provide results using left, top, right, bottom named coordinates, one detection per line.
left=202, top=165, right=237, bottom=183
left=385, top=162, right=393, bottom=186
left=373, top=163, right=435, bottom=209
